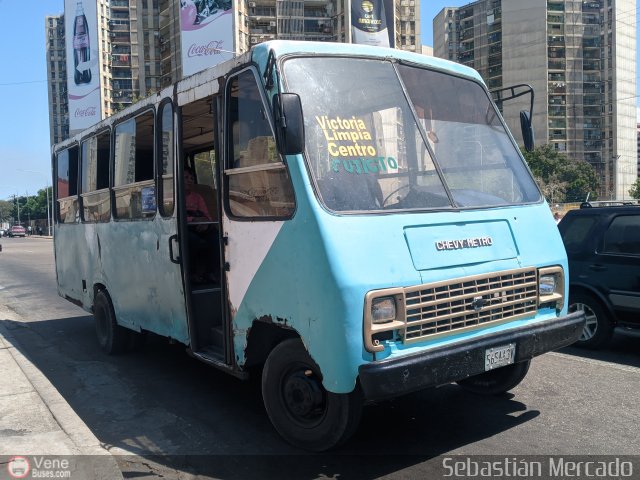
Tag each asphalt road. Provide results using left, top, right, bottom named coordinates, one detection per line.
left=1, top=237, right=639, bottom=478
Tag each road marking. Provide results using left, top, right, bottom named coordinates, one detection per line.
left=549, top=351, right=640, bottom=374
left=0, top=286, right=4, bottom=290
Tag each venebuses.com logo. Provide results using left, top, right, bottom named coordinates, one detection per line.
left=7, top=456, right=30, bottom=479
left=6, top=456, right=72, bottom=479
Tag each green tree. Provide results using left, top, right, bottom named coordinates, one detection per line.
left=521, top=145, right=599, bottom=203
left=630, top=177, right=640, bottom=200
left=3, top=187, right=52, bottom=225
left=0, top=200, right=13, bottom=223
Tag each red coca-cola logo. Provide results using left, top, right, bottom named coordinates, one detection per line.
left=75, top=106, right=97, bottom=118
left=187, top=41, right=224, bottom=57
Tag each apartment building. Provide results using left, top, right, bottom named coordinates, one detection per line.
left=107, top=0, right=171, bottom=112
left=48, top=0, right=420, bottom=144
left=637, top=122, right=640, bottom=177
left=46, top=15, right=70, bottom=145
left=239, top=0, right=419, bottom=52
left=159, top=0, right=182, bottom=89
left=434, top=0, right=637, bottom=201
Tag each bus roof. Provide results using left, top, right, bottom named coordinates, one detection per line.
left=252, top=40, right=484, bottom=84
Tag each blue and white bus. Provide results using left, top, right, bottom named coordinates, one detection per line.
left=52, top=41, right=585, bottom=451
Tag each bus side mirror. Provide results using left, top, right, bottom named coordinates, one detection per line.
left=273, top=93, right=305, bottom=155
left=520, top=110, right=535, bottom=152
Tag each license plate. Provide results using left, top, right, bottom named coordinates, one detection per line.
left=485, top=343, right=516, bottom=371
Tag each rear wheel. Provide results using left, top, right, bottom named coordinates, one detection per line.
left=569, top=292, right=613, bottom=349
left=457, top=360, right=530, bottom=395
left=261, top=339, right=362, bottom=451
left=94, top=289, right=130, bottom=355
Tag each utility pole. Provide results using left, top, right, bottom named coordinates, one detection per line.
left=26, top=191, right=31, bottom=227
left=13, top=194, right=20, bottom=224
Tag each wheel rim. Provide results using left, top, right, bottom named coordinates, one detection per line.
left=572, top=302, right=598, bottom=341
left=280, top=365, right=327, bottom=427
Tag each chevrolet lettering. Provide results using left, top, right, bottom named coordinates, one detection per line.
left=435, top=236, right=493, bottom=251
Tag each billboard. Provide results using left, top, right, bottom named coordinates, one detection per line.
left=65, top=0, right=101, bottom=132
left=180, top=0, right=234, bottom=77
left=351, top=0, right=394, bottom=47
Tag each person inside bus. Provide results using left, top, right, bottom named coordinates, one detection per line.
left=184, top=168, right=219, bottom=284
left=185, top=168, right=212, bottom=222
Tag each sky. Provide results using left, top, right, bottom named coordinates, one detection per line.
left=0, top=0, right=637, bottom=201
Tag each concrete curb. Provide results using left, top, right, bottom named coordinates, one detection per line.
left=0, top=304, right=123, bottom=478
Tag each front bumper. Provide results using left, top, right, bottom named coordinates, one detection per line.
left=358, top=311, right=585, bottom=401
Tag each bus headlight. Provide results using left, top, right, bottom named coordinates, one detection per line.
left=372, top=296, right=396, bottom=324
left=539, top=274, right=557, bottom=296
left=364, top=288, right=406, bottom=353
left=537, top=266, right=564, bottom=310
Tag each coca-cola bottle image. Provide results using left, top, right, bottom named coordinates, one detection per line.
left=73, top=1, right=92, bottom=85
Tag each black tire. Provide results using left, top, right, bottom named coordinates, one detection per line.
left=94, top=289, right=130, bottom=355
left=568, top=291, right=613, bottom=349
left=261, top=339, right=362, bottom=451
left=457, top=360, right=531, bottom=396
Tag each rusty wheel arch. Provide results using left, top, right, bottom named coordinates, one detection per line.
left=243, top=318, right=300, bottom=369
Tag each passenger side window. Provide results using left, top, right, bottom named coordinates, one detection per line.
left=113, top=111, right=156, bottom=220
left=81, top=130, right=111, bottom=223
left=56, top=146, right=80, bottom=224
left=602, top=216, right=640, bottom=255
left=225, top=69, right=295, bottom=218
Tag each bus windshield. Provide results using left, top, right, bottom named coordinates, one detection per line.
left=282, top=57, right=541, bottom=212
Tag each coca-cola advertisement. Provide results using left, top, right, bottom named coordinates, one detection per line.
left=65, top=0, right=101, bottom=131
left=180, top=0, right=234, bottom=77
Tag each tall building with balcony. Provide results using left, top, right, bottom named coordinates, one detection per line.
left=159, top=0, right=182, bottom=89
left=433, top=0, right=637, bottom=201
left=637, top=123, right=640, bottom=177
left=46, top=15, right=70, bottom=145
left=49, top=0, right=420, bottom=144
left=108, top=0, right=167, bottom=111
left=48, top=0, right=179, bottom=142
left=240, top=0, right=420, bottom=53
left=395, top=0, right=420, bottom=51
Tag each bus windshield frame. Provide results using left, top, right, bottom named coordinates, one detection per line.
left=280, top=55, right=542, bottom=213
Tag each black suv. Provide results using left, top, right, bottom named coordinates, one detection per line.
left=558, top=203, right=640, bottom=348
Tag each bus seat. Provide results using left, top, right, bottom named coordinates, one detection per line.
left=246, top=136, right=276, bottom=165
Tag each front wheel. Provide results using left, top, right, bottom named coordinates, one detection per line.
left=261, top=339, right=362, bottom=451
left=456, top=360, right=530, bottom=395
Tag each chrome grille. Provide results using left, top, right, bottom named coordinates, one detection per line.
left=402, top=268, right=538, bottom=342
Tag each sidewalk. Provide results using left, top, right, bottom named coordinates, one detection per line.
left=23, top=235, right=54, bottom=239
left=0, top=304, right=122, bottom=478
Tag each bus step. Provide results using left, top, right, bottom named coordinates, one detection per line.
left=192, top=286, right=221, bottom=294
left=190, top=348, right=248, bottom=380
left=198, top=344, right=224, bottom=359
